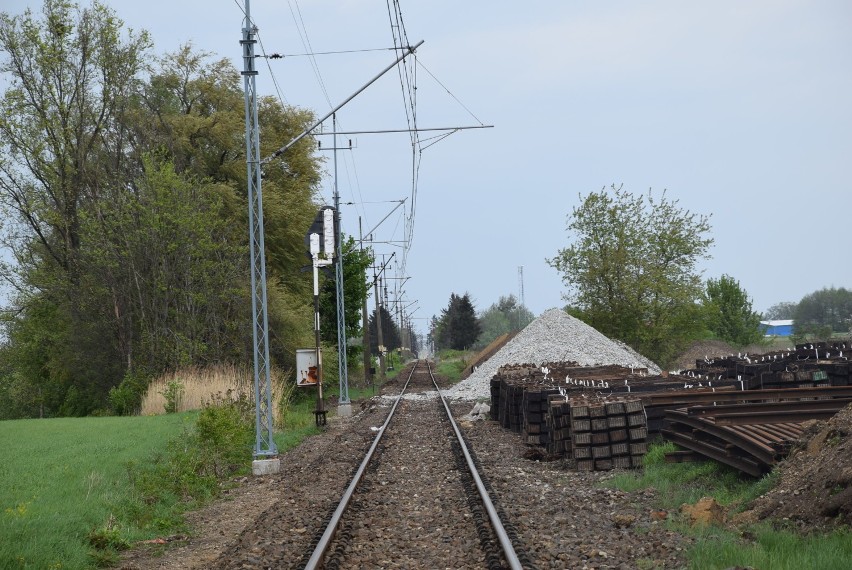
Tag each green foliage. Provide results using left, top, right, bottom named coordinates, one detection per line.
left=159, top=380, right=185, bottom=414
left=793, top=287, right=852, bottom=339
left=319, top=236, right=374, bottom=365
left=108, top=370, right=152, bottom=416
left=763, top=301, right=798, bottom=320
left=0, top=398, right=322, bottom=569
left=194, top=392, right=254, bottom=476
left=548, top=185, right=713, bottom=367
left=0, top=414, right=190, bottom=569
left=474, top=294, right=534, bottom=350
left=0, top=1, right=324, bottom=415
left=87, top=514, right=130, bottom=565
left=605, top=441, right=757, bottom=508
left=434, top=349, right=470, bottom=381
left=369, top=305, right=402, bottom=354
left=0, top=0, right=152, bottom=415
left=703, top=274, right=763, bottom=346
left=433, top=292, right=482, bottom=351
left=686, top=524, right=852, bottom=570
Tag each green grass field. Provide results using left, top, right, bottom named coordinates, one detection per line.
left=1, top=393, right=325, bottom=569
left=0, top=414, right=195, bottom=569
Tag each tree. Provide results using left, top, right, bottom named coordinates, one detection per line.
left=0, top=0, right=152, bottom=414
left=763, top=301, right=798, bottom=320
left=703, top=275, right=763, bottom=346
left=368, top=305, right=400, bottom=354
left=318, top=236, right=373, bottom=367
left=793, top=287, right=852, bottom=339
left=474, top=294, right=534, bottom=350
left=548, top=185, right=713, bottom=367
left=0, top=2, right=324, bottom=416
left=434, top=293, right=481, bottom=351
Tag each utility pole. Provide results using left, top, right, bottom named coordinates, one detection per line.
left=369, top=253, right=394, bottom=380
left=518, top=265, right=526, bottom=330
left=360, top=218, right=371, bottom=387
left=241, top=0, right=278, bottom=475
left=331, top=114, right=351, bottom=417
left=374, top=272, right=386, bottom=381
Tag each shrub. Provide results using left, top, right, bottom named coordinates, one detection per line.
left=108, top=370, right=152, bottom=416
left=195, top=391, right=254, bottom=477
left=159, top=380, right=185, bottom=414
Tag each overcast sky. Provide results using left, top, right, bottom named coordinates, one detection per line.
left=3, top=0, right=851, bottom=336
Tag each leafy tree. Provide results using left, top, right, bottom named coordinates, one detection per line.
left=0, top=2, right=324, bottom=415
left=434, top=293, right=481, bottom=351
left=318, top=236, right=373, bottom=367
left=548, top=185, right=713, bottom=367
left=703, top=274, right=763, bottom=346
left=793, top=287, right=852, bottom=339
left=763, top=301, right=798, bottom=321
left=0, top=0, right=152, bottom=413
left=474, top=294, right=534, bottom=350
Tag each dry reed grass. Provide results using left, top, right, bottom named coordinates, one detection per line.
left=140, top=364, right=293, bottom=426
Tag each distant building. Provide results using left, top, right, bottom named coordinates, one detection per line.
left=760, top=319, right=794, bottom=336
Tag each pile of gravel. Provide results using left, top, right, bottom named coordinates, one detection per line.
left=442, top=308, right=661, bottom=401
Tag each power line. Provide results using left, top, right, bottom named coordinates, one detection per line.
left=257, top=47, right=403, bottom=58
left=415, top=55, right=485, bottom=126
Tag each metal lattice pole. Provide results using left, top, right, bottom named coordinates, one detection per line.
left=241, top=2, right=276, bottom=458
left=332, top=114, right=350, bottom=406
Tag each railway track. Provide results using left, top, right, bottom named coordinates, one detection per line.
left=303, top=360, right=528, bottom=569
left=208, top=360, right=533, bottom=569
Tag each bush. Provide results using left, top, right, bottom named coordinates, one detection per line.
left=195, top=391, right=254, bottom=476
left=160, top=380, right=185, bottom=414
left=123, top=394, right=255, bottom=535
left=108, top=371, right=152, bottom=416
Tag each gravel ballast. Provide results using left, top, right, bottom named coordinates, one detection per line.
left=444, top=308, right=661, bottom=401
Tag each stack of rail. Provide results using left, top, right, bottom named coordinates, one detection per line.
left=487, top=341, right=852, bottom=474
left=546, top=396, right=649, bottom=470
left=654, top=385, right=852, bottom=476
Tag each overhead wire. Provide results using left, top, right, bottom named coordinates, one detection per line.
left=385, top=0, right=421, bottom=283
left=287, top=0, right=333, bottom=110
left=263, top=47, right=401, bottom=57
left=415, top=55, right=485, bottom=126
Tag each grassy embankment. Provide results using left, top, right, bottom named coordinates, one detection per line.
left=0, top=366, right=324, bottom=569
left=604, top=442, right=852, bottom=569
left=434, top=349, right=471, bottom=381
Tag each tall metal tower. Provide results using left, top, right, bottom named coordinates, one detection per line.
left=518, top=265, right=525, bottom=329
left=332, top=114, right=350, bottom=415
left=241, top=1, right=277, bottom=468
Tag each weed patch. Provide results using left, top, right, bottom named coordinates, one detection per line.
left=603, top=442, right=852, bottom=568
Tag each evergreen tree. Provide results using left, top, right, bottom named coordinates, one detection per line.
left=368, top=305, right=401, bottom=354
left=435, top=293, right=481, bottom=351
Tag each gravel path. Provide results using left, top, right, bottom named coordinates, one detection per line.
left=445, top=309, right=661, bottom=401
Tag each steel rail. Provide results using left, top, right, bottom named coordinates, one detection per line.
left=302, top=362, right=418, bottom=570
left=687, top=398, right=852, bottom=416
left=426, top=361, right=524, bottom=570
left=714, top=409, right=841, bottom=426
left=647, top=385, right=852, bottom=406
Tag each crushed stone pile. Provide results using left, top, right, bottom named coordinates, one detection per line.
left=443, top=308, right=661, bottom=401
